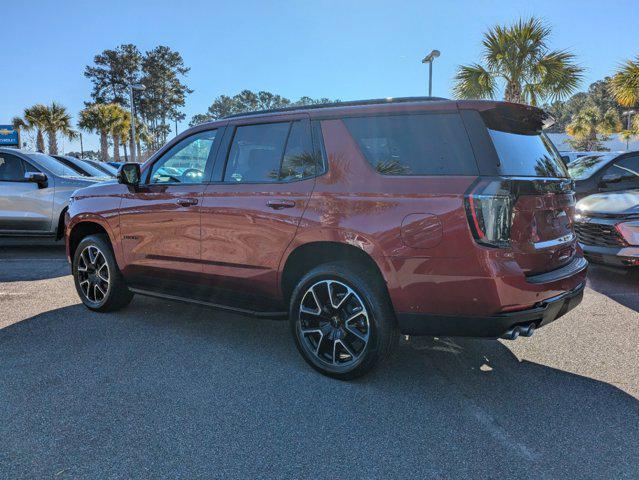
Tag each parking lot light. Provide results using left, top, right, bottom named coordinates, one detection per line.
left=421, top=49, right=441, bottom=97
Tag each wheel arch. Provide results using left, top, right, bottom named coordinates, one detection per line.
left=67, top=216, right=121, bottom=267
left=279, top=239, right=399, bottom=309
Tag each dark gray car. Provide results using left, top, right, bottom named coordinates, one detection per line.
left=0, top=148, right=107, bottom=238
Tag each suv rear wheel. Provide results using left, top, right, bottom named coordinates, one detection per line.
left=72, top=234, right=133, bottom=312
left=290, top=262, right=399, bottom=379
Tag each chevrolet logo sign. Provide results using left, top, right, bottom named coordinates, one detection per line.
left=0, top=128, right=14, bottom=135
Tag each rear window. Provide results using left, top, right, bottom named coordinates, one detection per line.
left=488, top=130, right=568, bottom=178
left=343, top=113, right=478, bottom=176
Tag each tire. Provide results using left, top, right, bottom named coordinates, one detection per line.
left=289, top=262, right=399, bottom=380
left=72, top=234, right=133, bottom=312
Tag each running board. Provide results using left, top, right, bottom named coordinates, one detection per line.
left=128, top=288, right=288, bottom=319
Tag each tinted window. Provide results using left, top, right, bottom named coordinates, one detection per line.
left=279, top=120, right=316, bottom=181
left=150, top=129, right=217, bottom=184
left=488, top=130, right=568, bottom=177
left=343, top=113, right=478, bottom=175
left=603, top=155, right=639, bottom=184
left=0, top=154, right=25, bottom=181
left=224, top=123, right=289, bottom=182
left=568, top=154, right=612, bottom=180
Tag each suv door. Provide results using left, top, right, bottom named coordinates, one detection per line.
left=118, top=128, right=222, bottom=292
left=0, top=152, right=54, bottom=234
left=200, top=117, right=319, bottom=308
left=598, top=155, right=639, bottom=193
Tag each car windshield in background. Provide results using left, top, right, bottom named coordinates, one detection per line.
left=568, top=154, right=611, bottom=180
left=488, top=130, right=568, bottom=178
left=28, top=153, right=83, bottom=177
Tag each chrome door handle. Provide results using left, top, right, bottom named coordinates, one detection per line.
left=176, top=198, right=198, bottom=207
left=267, top=199, right=296, bottom=210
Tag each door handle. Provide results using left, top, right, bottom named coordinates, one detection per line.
left=176, top=198, right=199, bottom=207
left=267, top=199, right=296, bottom=210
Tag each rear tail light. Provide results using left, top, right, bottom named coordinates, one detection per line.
left=464, top=179, right=514, bottom=248
left=615, top=221, right=639, bottom=246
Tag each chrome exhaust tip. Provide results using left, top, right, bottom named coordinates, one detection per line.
left=501, top=327, right=520, bottom=341
left=520, top=323, right=536, bottom=337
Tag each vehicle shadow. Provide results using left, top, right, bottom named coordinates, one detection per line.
left=0, top=244, right=68, bottom=282
left=586, top=263, right=639, bottom=313
left=1, top=298, right=637, bottom=479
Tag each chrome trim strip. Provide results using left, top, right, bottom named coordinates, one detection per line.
left=533, top=233, right=575, bottom=250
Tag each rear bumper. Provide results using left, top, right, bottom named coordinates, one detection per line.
left=396, top=281, right=585, bottom=338
left=581, top=243, right=639, bottom=267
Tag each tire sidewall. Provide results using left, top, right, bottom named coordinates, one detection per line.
left=72, top=234, right=116, bottom=311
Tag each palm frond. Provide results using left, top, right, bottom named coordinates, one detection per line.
left=611, top=56, right=639, bottom=107
left=453, top=63, right=496, bottom=99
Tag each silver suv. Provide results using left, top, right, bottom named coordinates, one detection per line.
left=0, top=148, right=107, bottom=238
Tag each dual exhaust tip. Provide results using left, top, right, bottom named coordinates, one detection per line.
left=501, top=323, right=536, bottom=341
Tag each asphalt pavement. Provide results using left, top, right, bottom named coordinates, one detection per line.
left=1, top=243, right=638, bottom=479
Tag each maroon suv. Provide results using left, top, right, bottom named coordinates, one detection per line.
left=66, top=97, right=587, bottom=379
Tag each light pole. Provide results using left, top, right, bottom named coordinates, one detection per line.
left=622, top=110, right=636, bottom=150
left=421, top=49, right=441, bottom=97
left=128, top=83, right=146, bottom=162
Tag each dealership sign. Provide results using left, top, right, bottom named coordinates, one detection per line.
left=0, top=125, right=19, bottom=146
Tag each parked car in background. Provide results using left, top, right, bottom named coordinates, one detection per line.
left=66, top=98, right=587, bottom=379
left=0, top=148, right=106, bottom=238
left=52, top=155, right=113, bottom=179
left=83, top=159, right=118, bottom=176
left=575, top=190, right=639, bottom=267
left=568, top=151, right=639, bottom=199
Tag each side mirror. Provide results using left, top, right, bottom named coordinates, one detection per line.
left=599, top=173, right=622, bottom=187
left=24, top=171, right=48, bottom=187
left=117, top=163, right=141, bottom=186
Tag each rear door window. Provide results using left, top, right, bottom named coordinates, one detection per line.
left=279, top=120, right=316, bottom=181
left=488, top=129, right=568, bottom=178
left=342, top=113, right=478, bottom=175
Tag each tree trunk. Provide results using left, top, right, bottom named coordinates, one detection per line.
left=123, top=142, right=128, bottom=162
left=47, top=130, right=58, bottom=155
left=100, top=131, right=109, bottom=162
left=113, top=135, right=121, bottom=162
left=36, top=129, right=45, bottom=153
left=504, top=82, right=523, bottom=104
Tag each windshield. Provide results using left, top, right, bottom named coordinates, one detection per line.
left=27, top=153, right=83, bottom=177
left=568, top=154, right=611, bottom=180
left=488, top=129, right=569, bottom=177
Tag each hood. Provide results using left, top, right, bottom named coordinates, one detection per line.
left=576, top=190, right=639, bottom=217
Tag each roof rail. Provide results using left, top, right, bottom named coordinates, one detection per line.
left=223, top=96, right=450, bottom=119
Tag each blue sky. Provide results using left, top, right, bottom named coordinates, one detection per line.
left=2, top=0, right=638, bottom=152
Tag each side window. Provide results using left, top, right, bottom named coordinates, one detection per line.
left=343, top=113, right=478, bottom=176
left=608, top=156, right=639, bottom=183
left=150, top=129, right=217, bottom=184
left=0, top=154, right=25, bottom=181
left=279, top=120, right=316, bottom=181
left=224, top=123, right=290, bottom=182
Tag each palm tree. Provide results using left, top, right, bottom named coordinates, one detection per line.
left=611, top=56, right=639, bottom=107
left=108, top=105, right=131, bottom=162
left=566, top=107, right=621, bottom=150
left=78, top=103, right=120, bottom=162
left=39, top=102, right=78, bottom=155
left=453, top=17, right=583, bottom=105
left=12, top=104, right=49, bottom=152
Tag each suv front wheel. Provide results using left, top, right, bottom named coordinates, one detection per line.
left=290, top=262, right=399, bottom=379
left=72, top=234, right=133, bottom=312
